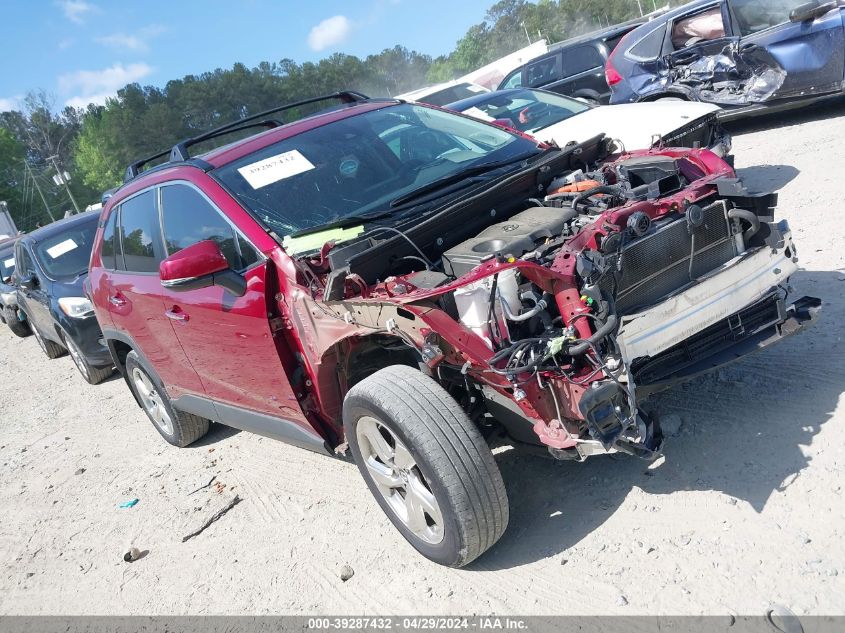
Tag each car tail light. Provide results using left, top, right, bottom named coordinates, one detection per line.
left=605, top=31, right=632, bottom=88
left=605, top=62, right=623, bottom=87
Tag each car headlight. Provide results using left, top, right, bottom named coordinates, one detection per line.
left=0, top=292, right=15, bottom=304
left=58, top=297, right=95, bottom=318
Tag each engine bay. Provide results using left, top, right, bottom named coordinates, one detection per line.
left=294, top=141, right=818, bottom=462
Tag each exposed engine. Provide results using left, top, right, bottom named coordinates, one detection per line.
left=302, top=144, right=818, bottom=464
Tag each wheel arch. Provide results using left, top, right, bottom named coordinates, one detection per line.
left=316, top=332, right=423, bottom=428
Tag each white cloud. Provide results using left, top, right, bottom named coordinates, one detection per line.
left=95, top=25, right=165, bottom=52
left=57, top=0, right=96, bottom=24
left=0, top=95, right=23, bottom=112
left=307, top=15, right=352, bottom=52
left=58, top=37, right=75, bottom=50
left=59, top=62, right=153, bottom=108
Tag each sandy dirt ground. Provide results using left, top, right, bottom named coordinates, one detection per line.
left=1, top=100, right=844, bottom=617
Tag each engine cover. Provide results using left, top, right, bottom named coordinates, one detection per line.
left=442, top=207, right=570, bottom=277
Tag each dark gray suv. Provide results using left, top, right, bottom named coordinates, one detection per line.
left=497, top=21, right=645, bottom=105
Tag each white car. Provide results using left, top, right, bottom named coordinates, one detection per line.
left=447, top=88, right=731, bottom=157
left=396, top=81, right=490, bottom=107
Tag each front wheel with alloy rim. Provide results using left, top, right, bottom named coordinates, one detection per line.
left=62, top=332, right=114, bottom=385
left=124, top=350, right=210, bottom=447
left=343, top=365, right=509, bottom=567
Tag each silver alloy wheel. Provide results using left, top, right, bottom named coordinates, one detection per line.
left=131, top=367, right=174, bottom=436
left=356, top=416, right=444, bottom=545
left=64, top=335, right=89, bottom=380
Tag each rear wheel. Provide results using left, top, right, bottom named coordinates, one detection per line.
left=3, top=306, right=31, bottom=338
left=62, top=332, right=114, bottom=385
left=31, top=323, right=66, bottom=359
left=343, top=365, right=509, bottom=567
left=125, top=350, right=209, bottom=447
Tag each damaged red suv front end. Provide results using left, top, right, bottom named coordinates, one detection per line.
left=95, top=95, right=819, bottom=566
left=274, top=139, right=818, bottom=462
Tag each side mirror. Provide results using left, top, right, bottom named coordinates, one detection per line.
left=18, top=274, right=38, bottom=291
left=790, top=1, right=830, bottom=22
left=159, top=240, right=246, bottom=297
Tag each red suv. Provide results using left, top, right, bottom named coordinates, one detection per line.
left=90, top=92, right=819, bottom=567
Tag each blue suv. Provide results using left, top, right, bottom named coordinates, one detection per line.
left=607, top=0, right=845, bottom=117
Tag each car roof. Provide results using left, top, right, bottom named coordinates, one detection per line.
left=109, top=99, right=402, bottom=203
left=19, top=210, right=101, bottom=245
left=546, top=19, right=646, bottom=52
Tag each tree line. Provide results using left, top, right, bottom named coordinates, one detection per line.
left=0, top=0, right=675, bottom=231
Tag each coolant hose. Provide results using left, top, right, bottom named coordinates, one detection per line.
left=501, top=292, right=553, bottom=323
left=567, top=315, right=619, bottom=356
left=727, top=208, right=760, bottom=242
left=571, top=186, right=621, bottom=211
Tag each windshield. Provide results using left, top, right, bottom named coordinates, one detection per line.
left=34, top=218, right=98, bottom=279
left=0, top=248, right=14, bottom=281
left=213, top=103, right=538, bottom=236
left=458, top=89, right=591, bottom=134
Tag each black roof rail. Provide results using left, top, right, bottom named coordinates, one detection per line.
left=123, top=91, right=370, bottom=184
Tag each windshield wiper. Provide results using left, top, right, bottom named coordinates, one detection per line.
left=389, top=153, right=537, bottom=208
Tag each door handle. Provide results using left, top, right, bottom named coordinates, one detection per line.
left=165, top=308, right=189, bottom=323
left=108, top=295, right=126, bottom=307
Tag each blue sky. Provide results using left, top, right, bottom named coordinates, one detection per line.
left=0, top=0, right=493, bottom=111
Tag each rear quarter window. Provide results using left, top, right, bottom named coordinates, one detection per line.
left=626, top=24, right=668, bottom=61
left=562, top=45, right=605, bottom=75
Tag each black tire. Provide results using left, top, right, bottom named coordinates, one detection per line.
left=31, top=323, right=66, bottom=359
left=61, top=331, right=114, bottom=385
left=343, top=365, right=509, bottom=567
left=124, top=350, right=209, bottom=447
left=3, top=306, right=31, bottom=338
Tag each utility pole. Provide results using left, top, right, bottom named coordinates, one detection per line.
left=23, top=160, right=56, bottom=222
left=521, top=21, right=531, bottom=45
left=47, top=155, right=81, bottom=215
left=637, top=0, right=644, bottom=16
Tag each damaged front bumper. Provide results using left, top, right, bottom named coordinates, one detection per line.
left=545, top=223, right=820, bottom=462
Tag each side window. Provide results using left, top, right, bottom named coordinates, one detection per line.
left=626, top=24, right=668, bottom=61
left=160, top=184, right=260, bottom=271
left=15, top=244, right=33, bottom=278
left=527, top=55, right=560, bottom=87
left=671, top=7, right=726, bottom=49
left=501, top=69, right=524, bottom=89
left=100, top=208, right=118, bottom=269
left=563, top=45, right=605, bottom=75
left=118, top=190, right=163, bottom=273
left=731, top=0, right=808, bottom=36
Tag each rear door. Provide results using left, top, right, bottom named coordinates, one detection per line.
left=727, top=0, right=845, bottom=98
left=664, top=3, right=739, bottom=71
left=546, top=44, right=610, bottom=101
left=156, top=180, right=311, bottom=429
left=104, top=188, right=205, bottom=397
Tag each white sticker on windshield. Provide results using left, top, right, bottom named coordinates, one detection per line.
left=237, top=149, right=315, bottom=189
left=3, top=258, right=13, bottom=268
left=466, top=84, right=486, bottom=93
left=46, top=238, right=78, bottom=259
left=464, top=106, right=495, bottom=122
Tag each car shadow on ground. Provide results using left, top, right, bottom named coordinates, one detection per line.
left=734, top=164, right=800, bottom=194
left=724, top=95, right=845, bottom=136
left=473, top=269, right=842, bottom=570
left=190, top=422, right=241, bottom=447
